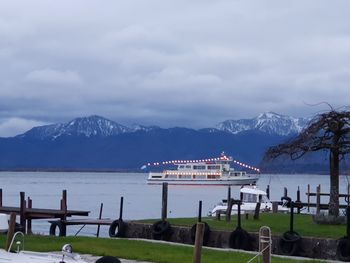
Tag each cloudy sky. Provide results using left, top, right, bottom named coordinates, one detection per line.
left=1, top=1, right=350, bottom=137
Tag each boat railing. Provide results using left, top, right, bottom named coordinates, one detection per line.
left=7, top=231, right=24, bottom=252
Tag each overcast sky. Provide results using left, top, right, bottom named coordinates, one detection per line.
left=1, top=1, right=350, bottom=137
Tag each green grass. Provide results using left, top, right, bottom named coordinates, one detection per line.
left=139, top=213, right=346, bottom=239
left=0, top=235, right=324, bottom=263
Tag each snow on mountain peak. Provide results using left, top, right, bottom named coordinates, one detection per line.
left=18, top=115, right=131, bottom=139
left=217, top=112, right=309, bottom=136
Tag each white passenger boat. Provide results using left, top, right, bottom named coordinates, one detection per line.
left=147, top=153, right=260, bottom=185
left=209, top=185, right=289, bottom=216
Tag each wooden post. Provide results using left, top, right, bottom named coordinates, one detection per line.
left=161, top=183, right=168, bottom=221
left=27, top=197, right=32, bottom=234
left=348, top=184, right=350, bottom=206
left=316, top=185, right=321, bottom=215
left=96, top=203, right=103, bottom=238
left=0, top=188, right=2, bottom=207
left=307, top=184, right=310, bottom=213
left=259, top=226, right=271, bottom=263
left=61, top=190, right=67, bottom=220
left=284, top=187, right=288, bottom=198
left=192, top=222, right=204, bottom=263
left=5, top=213, right=16, bottom=251
left=19, top=192, right=26, bottom=234
left=254, top=195, right=262, bottom=220
left=266, top=185, right=270, bottom=200
left=296, top=186, right=301, bottom=214
left=226, top=186, right=231, bottom=222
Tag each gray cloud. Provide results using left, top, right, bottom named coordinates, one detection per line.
left=1, top=0, right=350, bottom=136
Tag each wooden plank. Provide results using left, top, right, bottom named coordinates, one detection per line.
left=48, top=218, right=114, bottom=226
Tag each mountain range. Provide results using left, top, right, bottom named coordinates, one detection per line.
left=0, top=112, right=328, bottom=172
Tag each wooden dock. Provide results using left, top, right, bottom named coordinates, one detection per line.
left=0, top=189, right=90, bottom=234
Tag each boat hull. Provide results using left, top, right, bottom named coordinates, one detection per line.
left=147, top=176, right=259, bottom=185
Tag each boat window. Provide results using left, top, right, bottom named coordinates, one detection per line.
left=178, top=165, right=185, bottom=169
left=242, top=193, right=257, bottom=202
left=193, top=165, right=206, bottom=170
left=207, top=165, right=220, bottom=170
left=185, top=165, right=192, bottom=169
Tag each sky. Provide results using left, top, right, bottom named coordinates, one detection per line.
left=1, top=1, right=350, bottom=137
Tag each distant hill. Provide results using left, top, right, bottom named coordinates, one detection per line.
left=0, top=113, right=331, bottom=172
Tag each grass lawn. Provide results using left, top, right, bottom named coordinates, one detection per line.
left=139, top=213, right=346, bottom=239
left=0, top=235, right=326, bottom=263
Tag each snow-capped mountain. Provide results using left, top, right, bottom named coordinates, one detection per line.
left=216, top=112, right=309, bottom=136
left=17, top=112, right=309, bottom=140
left=18, top=115, right=131, bottom=139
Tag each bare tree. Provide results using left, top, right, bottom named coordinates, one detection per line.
left=264, top=109, right=350, bottom=217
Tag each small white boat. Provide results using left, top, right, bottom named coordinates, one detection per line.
left=147, top=152, right=260, bottom=186
left=0, top=236, right=87, bottom=263
left=209, top=185, right=289, bottom=216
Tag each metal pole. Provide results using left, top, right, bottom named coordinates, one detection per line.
left=96, top=203, right=103, bottom=238
left=119, top=196, right=124, bottom=220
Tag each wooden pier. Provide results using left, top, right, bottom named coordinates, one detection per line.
left=0, top=189, right=90, bottom=234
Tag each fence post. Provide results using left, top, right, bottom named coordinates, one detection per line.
left=192, top=222, right=204, bottom=263
left=0, top=188, right=2, bottom=207
left=259, top=226, right=271, bottom=263
left=284, top=187, right=288, bottom=198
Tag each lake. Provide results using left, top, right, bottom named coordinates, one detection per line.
left=0, top=172, right=349, bottom=236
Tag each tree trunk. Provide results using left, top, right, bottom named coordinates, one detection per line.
left=329, top=149, right=339, bottom=217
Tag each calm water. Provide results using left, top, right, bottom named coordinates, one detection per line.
left=0, top=172, right=349, bottom=236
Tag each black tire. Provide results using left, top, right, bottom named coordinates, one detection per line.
left=229, top=227, right=252, bottom=250
left=336, top=237, right=350, bottom=261
left=190, top=222, right=211, bottom=245
left=49, top=221, right=66, bottom=237
left=151, top=220, right=172, bottom=240
left=109, top=219, right=127, bottom=238
left=279, top=231, right=301, bottom=256
left=95, top=256, right=121, bottom=263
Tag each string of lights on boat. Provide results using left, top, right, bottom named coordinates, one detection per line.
left=145, top=154, right=260, bottom=173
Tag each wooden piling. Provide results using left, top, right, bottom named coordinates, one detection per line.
left=226, top=186, right=231, bottom=222
left=266, top=185, right=270, bottom=200
left=284, top=187, right=288, bottom=198
left=27, top=197, right=33, bottom=234
left=192, top=222, right=204, bottom=263
left=19, top=192, right=26, bottom=234
left=60, top=189, right=68, bottom=221
left=5, top=213, right=16, bottom=251
left=0, top=188, right=2, bottom=207
left=161, top=183, right=168, bottom=221
left=316, top=185, right=321, bottom=215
